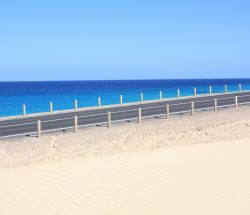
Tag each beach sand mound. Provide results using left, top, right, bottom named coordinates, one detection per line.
left=0, top=138, right=250, bottom=215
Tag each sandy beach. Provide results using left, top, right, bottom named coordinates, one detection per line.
left=1, top=106, right=250, bottom=214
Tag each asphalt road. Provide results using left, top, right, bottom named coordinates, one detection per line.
left=1, top=91, right=250, bottom=138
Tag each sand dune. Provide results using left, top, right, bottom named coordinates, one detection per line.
left=1, top=106, right=250, bottom=214
left=1, top=138, right=250, bottom=215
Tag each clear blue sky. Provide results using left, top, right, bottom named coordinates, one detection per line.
left=0, top=0, right=250, bottom=81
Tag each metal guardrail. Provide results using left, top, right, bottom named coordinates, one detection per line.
left=0, top=93, right=250, bottom=139
left=0, top=83, right=246, bottom=121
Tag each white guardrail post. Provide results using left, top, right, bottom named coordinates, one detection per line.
left=177, top=89, right=180, bottom=99
left=140, top=93, right=144, bottom=102
left=50, top=102, right=53, bottom=113
left=98, top=97, right=101, bottom=108
left=194, top=87, right=197, bottom=97
left=74, top=115, right=78, bottom=133
left=120, top=95, right=123, bottom=105
left=224, top=85, right=227, bottom=93
left=209, top=85, right=212, bottom=95
left=138, top=108, right=142, bottom=124
left=191, top=101, right=194, bottom=115
left=108, top=111, right=111, bottom=128
left=239, top=83, right=242, bottom=92
left=235, top=96, right=238, bottom=109
left=75, top=99, right=78, bottom=110
left=166, top=104, right=170, bottom=119
left=37, top=120, right=41, bottom=138
left=214, top=98, right=217, bottom=112
left=159, top=91, right=163, bottom=100
left=22, top=104, right=26, bottom=116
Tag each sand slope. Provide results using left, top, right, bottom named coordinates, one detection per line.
left=1, top=138, right=250, bottom=215
left=2, top=106, right=250, bottom=169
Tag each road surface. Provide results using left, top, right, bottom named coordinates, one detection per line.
left=0, top=91, right=250, bottom=138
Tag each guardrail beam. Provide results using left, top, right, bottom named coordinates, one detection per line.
left=2, top=91, right=250, bottom=139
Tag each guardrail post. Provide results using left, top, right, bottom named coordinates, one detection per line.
left=224, top=85, right=227, bottom=93
left=194, top=87, right=197, bottom=97
left=239, top=83, right=242, bottom=92
left=120, top=95, right=123, bottom=105
left=140, top=93, right=144, bottom=102
left=159, top=91, right=163, bottom=100
left=191, top=101, right=194, bottom=115
left=22, top=104, right=26, bottom=116
left=166, top=104, right=170, bottom=119
left=74, top=99, right=78, bottom=110
left=209, top=86, right=212, bottom=95
left=138, top=108, right=142, bottom=124
left=235, top=96, right=238, bottom=109
left=37, top=120, right=41, bottom=138
left=177, top=89, right=180, bottom=99
left=108, top=111, right=111, bottom=128
left=74, top=115, right=78, bottom=133
left=50, top=102, right=53, bottom=113
left=98, top=97, right=101, bottom=108
left=214, top=98, right=217, bottom=112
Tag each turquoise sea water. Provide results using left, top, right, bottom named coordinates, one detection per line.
left=0, top=79, right=250, bottom=117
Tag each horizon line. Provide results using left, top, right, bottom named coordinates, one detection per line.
left=1, top=78, right=250, bottom=83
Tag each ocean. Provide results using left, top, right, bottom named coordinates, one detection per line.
left=0, top=79, right=250, bottom=117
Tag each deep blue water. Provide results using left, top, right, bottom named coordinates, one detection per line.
left=0, top=79, right=250, bottom=117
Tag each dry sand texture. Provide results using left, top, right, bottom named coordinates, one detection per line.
left=0, top=138, right=250, bottom=215
left=0, top=106, right=250, bottom=214
left=1, top=106, right=250, bottom=168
